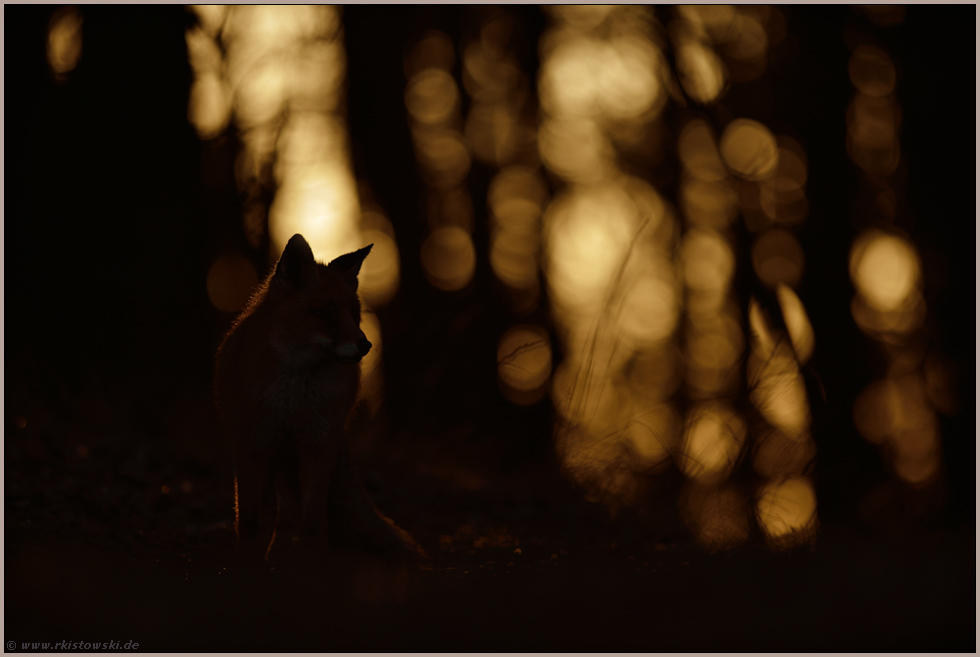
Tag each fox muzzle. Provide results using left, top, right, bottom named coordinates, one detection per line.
left=334, top=336, right=372, bottom=363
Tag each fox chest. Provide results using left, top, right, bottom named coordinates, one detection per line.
left=258, top=366, right=359, bottom=432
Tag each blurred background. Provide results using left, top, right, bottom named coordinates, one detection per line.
left=5, top=4, right=975, bottom=651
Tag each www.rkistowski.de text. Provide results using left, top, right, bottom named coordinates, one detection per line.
left=7, top=640, right=139, bottom=651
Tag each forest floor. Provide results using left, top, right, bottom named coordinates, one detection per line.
left=6, top=407, right=975, bottom=653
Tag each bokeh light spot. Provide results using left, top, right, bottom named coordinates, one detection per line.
left=756, top=477, right=817, bottom=545
left=421, top=226, right=477, bottom=292
left=752, top=228, right=804, bottom=288
left=406, top=68, right=460, bottom=126
left=848, top=45, right=897, bottom=98
left=358, top=227, right=400, bottom=308
left=47, top=7, right=83, bottom=79
left=720, top=119, right=778, bottom=180
left=679, top=404, right=746, bottom=484
left=681, top=228, right=735, bottom=294
left=497, top=326, right=552, bottom=405
left=775, top=284, right=815, bottom=364
left=849, top=230, right=920, bottom=312
left=676, top=42, right=727, bottom=104
left=678, top=120, right=727, bottom=181
left=207, top=254, right=259, bottom=313
left=188, top=73, right=232, bottom=139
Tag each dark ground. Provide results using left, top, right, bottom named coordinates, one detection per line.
left=5, top=5, right=976, bottom=652
left=4, top=414, right=976, bottom=652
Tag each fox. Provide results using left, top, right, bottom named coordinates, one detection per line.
left=215, top=234, right=422, bottom=563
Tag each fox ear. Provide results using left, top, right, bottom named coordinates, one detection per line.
left=274, top=234, right=317, bottom=289
left=328, top=244, right=373, bottom=291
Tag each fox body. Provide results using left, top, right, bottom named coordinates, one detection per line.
left=215, top=234, right=418, bottom=561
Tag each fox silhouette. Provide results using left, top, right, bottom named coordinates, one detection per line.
left=215, top=234, right=421, bottom=562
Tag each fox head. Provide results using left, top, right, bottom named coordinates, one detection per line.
left=269, top=234, right=373, bottom=365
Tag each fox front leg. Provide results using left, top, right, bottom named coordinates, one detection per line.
left=297, top=434, right=343, bottom=550
left=234, top=448, right=279, bottom=563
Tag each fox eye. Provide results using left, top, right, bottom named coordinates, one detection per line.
left=312, top=307, right=336, bottom=321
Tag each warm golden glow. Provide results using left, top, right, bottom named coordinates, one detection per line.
left=488, top=166, right=548, bottom=215
left=490, top=230, right=538, bottom=292
left=47, top=7, right=83, bottom=79
left=775, top=284, right=815, bottom=364
left=414, top=128, right=472, bottom=190
left=849, top=230, right=920, bottom=312
left=268, top=165, right=361, bottom=260
left=720, top=119, right=778, bottom=181
left=544, top=180, right=674, bottom=327
left=681, top=228, right=735, bottom=294
left=847, top=95, right=901, bottom=150
left=761, top=140, right=809, bottom=227
left=678, top=120, right=727, bottom=182
left=497, top=326, right=552, bottom=405
left=547, top=5, right=616, bottom=30
left=552, top=359, right=629, bottom=431
left=748, top=298, right=810, bottom=440
left=358, top=218, right=401, bottom=308
left=677, top=5, right=738, bottom=40
left=748, top=296, right=776, bottom=358
left=724, top=13, right=767, bottom=64
left=846, top=94, right=901, bottom=176
left=538, top=117, right=611, bottom=184
left=538, top=35, right=604, bottom=118
left=406, top=68, right=460, bottom=127
left=204, top=5, right=362, bottom=267
left=191, top=5, right=228, bottom=36
left=598, top=37, right=664, bottom=121
left=851, top=291, right=927, bottom=337
left=684, top=312, right=743, bottom=398
left=618, top=268, right=680, bottom=349
left=488, top=167, right=547, bottom=292
left=752, top=227, right=804, bottom=288
left=681, top=178, right=738, bottom=228
left=421, top=226, right=477, bottom=292
left=749, top=348, right=810, bottom=439
left=678, top=403, right=746, bottom=484
left=544, top=185, right=633, bottom=315
left=207, top=254, right=258, bottom=313
left=188, top=73, right=232, bottom=139
left=756, top=477, right=817, bottom=545
left=539, top=30, right=664, bottom=122
left=845, top=40, right=942, bottom=491
left=628, top=347, right=681, bottom=403
left=275, top=114, right=348, bottom=184
left=461, top=20, right=534, bottom=166
left=627, top=403, right=677, bottom=468
left=186, top=25, right=224, bottom=75
left=538, top=7, right=687, bottom=509
left=848, top=45, right=896, bottom=98
left=852, top=375, right=941, bottom=486
left=676, top=41, right=727, bottom=104
left=465, top=104, right=518, bottom=166
left=234, top=61, right=287, bottom=129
